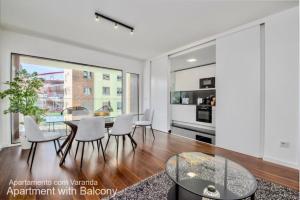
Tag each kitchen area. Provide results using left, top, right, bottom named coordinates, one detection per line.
left=170, top=42, right=216, bottom=144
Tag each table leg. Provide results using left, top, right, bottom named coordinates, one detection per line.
left=57, top=132, right=72, bottom=154
left=142, top=127, right=145, bottom=143
left=59, top=130, right=76, bottom=166
left=128, top=134, right=137, bottom=147
left=175, top=184, right=179, bottom=200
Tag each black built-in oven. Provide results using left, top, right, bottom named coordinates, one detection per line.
left=196, top=105, right=212, bottom=123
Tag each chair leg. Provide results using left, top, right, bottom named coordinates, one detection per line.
left=150, top=125, right=155, bottom=139
left=132, top=125, right=137, bottom=137
left=128, top=134, right=137, bottom=147
left=144, top=127, right=147, bottom=141
left=27, top=142, right=34, bottom=164
left=128, top=134, right=136, bottom=151
left=91, top=141, right=95, bottom=150
left=96, top=140, right=100, bottom=156
left=80, top=142, right=85, bottom=169
left=104, top=135, right=111, bottom=151
left=75, top=141, right=80, bottom=160
left=142, top=127, right=145, bottom=143
left=116, top=136, right=119, bottom=158
left=99, top=139, right=106, bottom=162
left=53, top=140, right=58, bottom=154
left=30, top=142, right=37, bottom=172
left=122, top=135, right=125, bottom=145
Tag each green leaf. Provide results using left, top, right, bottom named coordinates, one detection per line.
left=0, top=69, right=45, bottom=122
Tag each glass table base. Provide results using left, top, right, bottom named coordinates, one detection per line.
left=168, top=184, right=202, bottom=200
left=168, top=181, right=256, bottom=200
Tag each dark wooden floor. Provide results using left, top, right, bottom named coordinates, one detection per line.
left=0, top=129, right=298, bottom=200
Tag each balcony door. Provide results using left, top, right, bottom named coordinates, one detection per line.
left=126, top=73, right=139, bottom=119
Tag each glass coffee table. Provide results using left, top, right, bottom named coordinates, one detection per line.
left=166, top=152, right=257, bottom=200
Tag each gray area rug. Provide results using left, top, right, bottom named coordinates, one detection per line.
left=105, top=171, right=299, bottom=200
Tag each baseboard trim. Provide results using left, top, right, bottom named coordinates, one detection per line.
left=263, top=156, right=298, bottom=169
left=0, top=143, right=20, bottom=150
left=167, top=132, right=299, bottom=170
left=170, top=132, right=216, bottom=147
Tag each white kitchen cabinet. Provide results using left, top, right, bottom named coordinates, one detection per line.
left=174, top=64, right=215, bottom=91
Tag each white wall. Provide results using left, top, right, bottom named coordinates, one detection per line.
left=216, top=25, right=262, bottom=157
left=150, top=56, right=170, bottom=132
left=0, top=29, right=144, bottom=147
left=264, top=7, right=299, bottom=168
left=171, top=105, right=215, bottom=129
left=145, top=7, right=299, bottom=169
left=143, top=60, right=151, bottom=110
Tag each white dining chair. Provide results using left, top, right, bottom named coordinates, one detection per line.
left=74, top=116, right=106, bottom=169
left=105, top=114, right=137, bottom=157
left=132, top=109, right=155, bottom=141
left=60, top=106, right=90, bottom=136
left=24, top=116, right=64, bottom=171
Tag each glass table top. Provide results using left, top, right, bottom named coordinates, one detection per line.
left=44, top=113, right=142, bottom=123
left=44, top=114, right=116, bottom=123
left=166, top=152, right=257, bottom=200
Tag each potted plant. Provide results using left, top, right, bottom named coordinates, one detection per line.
left=0, top=69, right=45, bottom=149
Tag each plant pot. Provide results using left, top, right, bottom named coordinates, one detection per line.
left=18, top=114, right=30, bottom=149
left=20, top=135, right=31, bottom=150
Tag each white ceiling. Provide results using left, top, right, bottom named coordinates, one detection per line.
left=0, top=0, right=298, bottom=60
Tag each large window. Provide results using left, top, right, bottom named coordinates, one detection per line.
left=11, top=54, right=123, bottom=144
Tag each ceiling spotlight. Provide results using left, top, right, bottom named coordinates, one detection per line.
left=187, top=58, right=197, bottom=63
left=94, top=12, right=135, bottom=35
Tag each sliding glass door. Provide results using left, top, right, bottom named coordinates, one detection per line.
left=126, top=73, right=139, bottom=118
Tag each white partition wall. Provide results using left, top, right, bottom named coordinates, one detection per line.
left=216, top=26, right=262, bottom=157
left=150, top=56, right=171, bottom=132
left=264, top=7, right=299, bottom=168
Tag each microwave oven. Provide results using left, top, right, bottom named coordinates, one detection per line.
left=199, top=77, right=215, bottom=89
